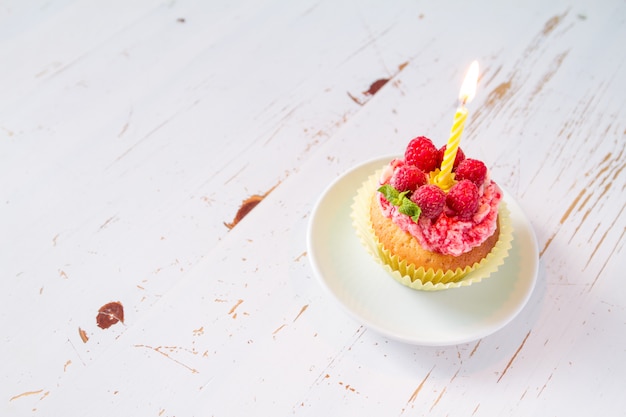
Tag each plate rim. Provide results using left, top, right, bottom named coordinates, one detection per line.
left=307, top=156, right=539, bottom=346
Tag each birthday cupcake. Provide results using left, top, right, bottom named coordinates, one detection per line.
left=352, top=136, right=513, bottom=290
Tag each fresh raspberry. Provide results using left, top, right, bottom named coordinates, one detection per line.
left=455, top=158, right=487, bottom=186
left=410, top=184, right=446, bottom=219
left=438, top=145, right=466, bottom=171
left=405, top=136, right=440, bottom=172
left=390, top=165, right=427, bottom=192
left=445, top=180, right=479, bottom=220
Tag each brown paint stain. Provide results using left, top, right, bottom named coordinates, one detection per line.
left=224, top=183, right=279, bottom=229
left=497, top=331, right=531, bottom=382
left=96, top=301, right=124, bottom=329
left=293, top=304, right=309, bottom=322
left=349, top=61, right=409, bottom=105
left=193, top=326, right=204, bottom=336
left=134, top=344, right=198, bottom=374
left=9, top=389, right=44, bottom=402
left=338, top=381, right=358, bottom=393
left=364, top=78, right=389, bottom=96
left=78, top=327, right=89, bottom=343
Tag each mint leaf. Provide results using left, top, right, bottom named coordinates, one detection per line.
left=398, top=197, right=422, bottom=223
left=377, top=184, right=421, bottom=222
left=377, top=184, right=400, bottom=205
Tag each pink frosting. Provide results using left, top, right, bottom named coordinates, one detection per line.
left=378, top=160, right=502, bottom=256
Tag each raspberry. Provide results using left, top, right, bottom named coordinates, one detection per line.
left=390, top=165, right=427, bottom=192
left=405, top=136, right=440, bottom=172
left=445, top=180, right=479, bottom=220
left=438, top=145, right=465, bottom=171
left=455, top=158, right=487, bottom=186
left=411, top=184, right=446, bottom=219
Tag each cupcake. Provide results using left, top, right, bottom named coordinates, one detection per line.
left=352, top=136, right=513, bottom=290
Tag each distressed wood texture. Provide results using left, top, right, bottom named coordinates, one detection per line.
left=1, top=0, right=625, bottom=416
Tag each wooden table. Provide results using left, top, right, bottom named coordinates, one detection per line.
left=2, top=0, right=625, bottom=415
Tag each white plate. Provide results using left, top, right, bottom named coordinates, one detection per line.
left=307, top=156, right=539, bottom=346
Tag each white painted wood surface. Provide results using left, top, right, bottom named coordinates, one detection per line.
left=1, top=0, right=624, bottom=415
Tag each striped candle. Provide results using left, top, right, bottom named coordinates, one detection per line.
left=436, top=61, right=479, bottom=189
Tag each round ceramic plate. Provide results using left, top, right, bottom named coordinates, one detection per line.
left=307, top=156, right=539, bottom=346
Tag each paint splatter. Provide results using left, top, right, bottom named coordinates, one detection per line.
left=97, top=301, right=124, bottom=329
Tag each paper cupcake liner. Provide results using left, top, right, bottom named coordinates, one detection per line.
left=351, top=168, right=514, bottom=291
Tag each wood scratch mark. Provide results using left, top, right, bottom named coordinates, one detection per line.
left=540, top=234, right=555, bottom=257
left=537, top=373, right=553, bottom=397
left=111, top=118, right=170, bottom=165
left=293, top=304, right=309, bottom=322
left=560, top=188, right=586, bottom=224
left=294, top=251, right=307, bottom=262
left=301, top=326, right=366, bottom=406
left=497, top=331, right=531, bottom=383
left=9, top=389, right=44, bottom=402
left=469, top=340, right=481, bottom=357
left=63, top=360, right=72, bottom=372
left=117, top=122, right=129, bottom=137
left=472, top=404, right=481, bottom=415
left=408, top=367, right=434, bottom=403
left=134, top=344, right=199, bottom=374
left=228, top=299, right=244, bottom=315
left=273, top=324, right=287, bottom=335
left=520, top=387, right=529, bottom=400
left=542, top=12, right=567, bottom=36
left=589, top=225, right=625, bottom=292
left=484, top=81, right=513, bottom=108
left=450, top=368, right=460, bottom=383
left=531, top=51, right=569, bottom=99
left=429, top=387, right=446, bottom=412
left=98, top=215, right=117, bottom=230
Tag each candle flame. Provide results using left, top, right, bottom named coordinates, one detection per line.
left=459, top=60, right=479, bottom=104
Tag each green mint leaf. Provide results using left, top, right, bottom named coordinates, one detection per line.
left=398, top=197, right=422, bottom=223
left=378, top=184, right=422, bottom=223
left=377, top=184, right=401, bottom=205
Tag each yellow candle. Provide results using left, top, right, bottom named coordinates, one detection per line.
left=436, top=61, right=479, bottom=189
left=439, top=106, right=468, bottom=180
